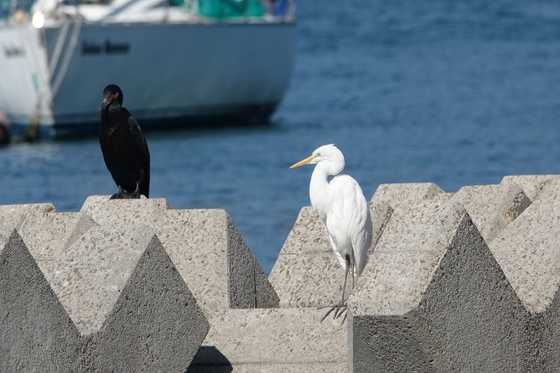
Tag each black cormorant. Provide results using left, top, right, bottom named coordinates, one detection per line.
left=99, top=84, right=150, bottom=199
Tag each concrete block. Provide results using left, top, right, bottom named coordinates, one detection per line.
left=488, top=198, right=560, bottom=372
left=80, top=197, right=278, bottom=314
left=37, top=224, right=159, bottom=335
left=269, top=183, right=448, bottom=309
left=368, top=182, right=450, bottom=250
left=0, top=203, right=56, bottom=229
left=450, top=182, right=531, bottom=243
left=0, top=230, right=84, bottom=372
left=349, top=200, right=466, bottom=316
left=0, top=217, right=14, bottom=245
left=92, top=234, right=209, bottom=372
left=348, top=201, right=528, bottom=372
left=18, top=211, right=97, bottom=260
left=188, top=308, right=347, bottom=373
left=11, top=221, right=209, bottom=372
left=488, top=198, right=560, bottom=314
left=80, top=195, right=171, bottom=226
left=531, top=177, right=560, bottom=201
left=268, top=206, right=340, bottom=308
left=155, top=209, right=279, bottom=313
left=370, top=182, right=450, bottom=208
left=500, top=175, right=560, bottom=200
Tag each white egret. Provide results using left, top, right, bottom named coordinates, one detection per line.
left=290, top=144, right=372, bottom=321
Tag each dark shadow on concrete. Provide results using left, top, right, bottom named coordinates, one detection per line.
left=186, top=346, right=233, bottom=373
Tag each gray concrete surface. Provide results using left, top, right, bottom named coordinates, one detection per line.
left=370, top=182, right=450, bottom=208
left=488, top=197, right=560, bottom=372
left=80, top=197, right=278, bottom=314
left=268, top=206, right=341, bottom=308
left=269, top=183, right=448, bottom=309
left=449, top=182, right=531, bottom=243
left=489, top=198, right=560, bottom=314
left=188, top=308, right=348, bottom=373
left=4, top=178, right=560, bottom=372
left=92, top=234, right=209, bottom=372
left=348, top=201, right=528, bottom=372
left=0, top=202, right=210, bottom=372
left=0, top=230, right=84, bottom=372
left=500, top=174, right=560, bottom=200
left=0, top=202, right=56, bottom=230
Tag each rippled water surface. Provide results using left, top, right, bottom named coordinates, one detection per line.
left=3, top=0, right=560, bottom=274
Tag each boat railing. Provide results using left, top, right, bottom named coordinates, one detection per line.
left=1, top=0, right=295, bottom=23
left=195, top=0, right=294, bottom=22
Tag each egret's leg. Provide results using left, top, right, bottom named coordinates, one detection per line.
left=320, top=256, right=351, bottom=323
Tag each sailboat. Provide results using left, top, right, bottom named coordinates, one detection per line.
left=0, top=0, right=295, bottom=138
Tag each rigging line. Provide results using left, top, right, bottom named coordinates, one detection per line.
left=48, top=20, right=70, bottom=77
left=50, top=15, right=82, bottom=99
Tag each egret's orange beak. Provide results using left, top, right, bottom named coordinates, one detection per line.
left=290, top=154, right=319, bottom=168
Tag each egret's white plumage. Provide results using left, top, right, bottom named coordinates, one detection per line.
left=290, top=144, right=373, bottom=320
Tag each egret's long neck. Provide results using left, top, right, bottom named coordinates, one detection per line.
left=309, top=160, right=341, bottom=217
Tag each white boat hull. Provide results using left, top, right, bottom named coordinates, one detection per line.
left=0, top=20, right=296, bottom=137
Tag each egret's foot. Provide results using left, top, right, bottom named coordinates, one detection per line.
left=319, top=303, right=348, bottom=323
left=128, top=191, right=142, bottom=199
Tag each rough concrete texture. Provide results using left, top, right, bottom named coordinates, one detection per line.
left=530, top=176, right=560, bottom=201
left=269, top=183, right=451, bottom=309
left=368, top=182, right=452, bottom=249
left=37, top=224, right=161, bottom=335
left=18, top=211, right=97, bottom=260
left=0, top=230, right=84, bottom=372
left=500, top=174, right=560, bottom=200
left=0, top=202, right=210, bottom=372
left=80, top=195, right=171, bottom=225
left=450, top=182, right=531, bottom=243
left=488, top=197, right=560, bottom=372
left=348, top=200, right=466, bottom=316
left=80, top=196, right=278, bottom=314
left=489, top=198, right=560, bottom=314
left=348, top=201, right=528, bottom=372
left=0, top=202, right=56, bottom=231
left=268, top=206, right=342, bottom=308
left=156, top=209, right=279, bottom=312
left=6, top=177, right=560, bottom=372
left=370, top=182, right=450, bottom=208
left=92, top=234, right=209, bottom=372
left=188, top=308, right=348, bottom=373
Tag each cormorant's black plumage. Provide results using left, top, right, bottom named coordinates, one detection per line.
left=99, top=84, right=150, bottom=199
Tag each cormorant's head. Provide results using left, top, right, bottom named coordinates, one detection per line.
left=101, top=84, right=124, bottom=109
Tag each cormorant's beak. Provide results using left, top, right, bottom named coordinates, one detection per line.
left=290, top=153, right=319, bottom=168
left=101, top=94, right=116, bottom=110
left=101, top=97, right=110, bottom=110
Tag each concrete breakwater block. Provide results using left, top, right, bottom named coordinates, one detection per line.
left=269, top=183, right=448, bottom=308
left=188, top=308, right=348, bottom=373
left=18, top=211, right=97, bottom=260
left=0, top=230, right=84, bottom=372
left=0, top=223, right=209, bottom=372
left=489, top=198, right=560, bottom=371
left=449, top=182, right=531, bottom=244
left=370, top=182, right=450, bottom=209
left=500, top=174, right=560, bottom=201
left=79, top=196, right=279, bottom=313
left=489, top=198, right=560, bottom=315
left=268, top=206, right=340, bottom=308
left=0, top=203, right=56, bottom=231
left=347, top=200, right=528, bottom=372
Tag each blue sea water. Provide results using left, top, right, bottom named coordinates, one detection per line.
left=2, top=0, right=560, bottom=274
